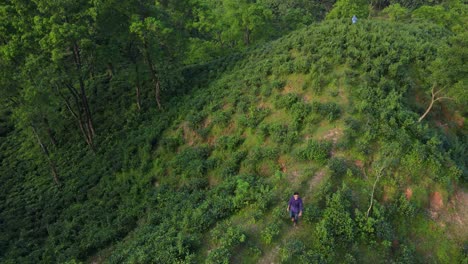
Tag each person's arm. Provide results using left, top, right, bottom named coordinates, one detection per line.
left=287, top=198, right=291, bottom=211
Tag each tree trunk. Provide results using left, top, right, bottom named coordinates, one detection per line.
left=418, top=97, right=435, bottom=122
left=72, top=42, right=96, bottom=141
left=143, top=40, right=162, bottom=110
left=418, top=84, right=453, bottom=122
left=366, top=166, right=384, bottom=218
left=244, top=27, right=251, bottom=46
left=107, top=62, right=114, bottom=80
left=56, top=84, right=94, bottom=150
left=43, top=117, right=57, bottom=147
left=135, top=63, right=142, bottom=111
left=31, top=124, right=60, bottom=186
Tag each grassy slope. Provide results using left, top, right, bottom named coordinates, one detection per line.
left=0, top=19, right=466, bottom=263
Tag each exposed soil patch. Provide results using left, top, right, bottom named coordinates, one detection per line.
left=181, top=122, right=202, bottom=146
left=287, top=170, right=301, bottom=185
left=303, top=94, right=312, bottom=103
left=429, top=191, right=444, bottom=219
left=322, top=128, right=343, bottom=156
left=437, top=190, right=468, bottom=242
left=207, top=135, right=217, bottom=146
left=282, top=85, right=296, bottom=94
left=258, top=245, right=280, bottom=264
left=309, top=169, right=326, bottom=193
left=322, top=128, right=343, bottom=144
left=405, top=187, right=413, bottom=200
left=203, top=117, right=212, bottom=128
left=453, top=112, right=464, bottom=127
left=222, top=120, right=237, bottom=135
left=222, top=103, right=232, bottom=110
left=259, top=100, right=272, bottom=109
left=354, top=160, right=364, bottom=169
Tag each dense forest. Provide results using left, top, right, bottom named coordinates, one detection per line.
left=0, top=0, right=467, bottom=263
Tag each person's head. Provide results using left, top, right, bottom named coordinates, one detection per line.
left=293, top=192, right=299, bottom=200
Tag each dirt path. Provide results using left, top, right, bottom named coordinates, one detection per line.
left=259, top=128, right=341, bottom=263
left=258, top=168, right=327, bottom=264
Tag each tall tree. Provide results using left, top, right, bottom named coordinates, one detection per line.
left=26, top=0, right=102, bottom=149
left=419, top=32, right=467, bottom=122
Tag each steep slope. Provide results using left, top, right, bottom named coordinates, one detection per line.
left=1, top=19, right=466, bottom=263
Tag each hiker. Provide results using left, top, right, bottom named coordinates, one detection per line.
left=352, top=15, right=358, bottom=24
left=287, top=192, right=303, bottom=226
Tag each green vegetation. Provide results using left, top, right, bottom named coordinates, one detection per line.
left=1, top=0, right=467, bottom=263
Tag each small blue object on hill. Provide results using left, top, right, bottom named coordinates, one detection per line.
left=352, top=15, right=358, bottom=24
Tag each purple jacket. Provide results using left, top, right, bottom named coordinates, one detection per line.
left=288, top=196, right=303, bottom=213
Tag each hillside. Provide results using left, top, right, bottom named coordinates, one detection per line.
left=1, top=17, right=467, bottom=263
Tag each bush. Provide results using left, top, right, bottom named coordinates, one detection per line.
left=261, top=223, right=280, bottom=245
left=289, top=102, right=311, bottom=128
left=328, top=157, right=348, bottom=178
left=317, top=190, right=355, bottom=248
left=274, top=93, right=300, bottom=109
left=207, top=223, right=246, bottom=264
left=327, top=0, right=369, bottom=20
left=238, top=107, right=270, bottom=128
left=311, top=101, right=342, bottom=121
left=279, top=239, right=306, bottom=263
left=171, top=145, right=211, bottom=178
left=295, top=140, right=332, bottom=164
left=159, top=136, right=183, bottom=152
left=212, top=110, right=233, bottom=127
left=271, top=79, right=286, bottom=90
left=302, top=203, right=322, bottom=223
left=216, top=135, right=244, bottom=151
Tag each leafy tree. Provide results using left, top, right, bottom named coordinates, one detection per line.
left=390, top=0, right=443, bottom=10
left=382, top=3, right=410, bottom=20
left=316, top=189, right=355, bottom=247
left=419, top=31, right=468, bottom=122
left=412, top=5, right=450, bottom=25
left=192, top=0, right=272, bottom=48
left=327, top=0, right=370, bottom=19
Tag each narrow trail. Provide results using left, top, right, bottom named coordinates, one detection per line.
left=258, top=128, right=342, bottom=263
left=258, top=168, right=327, bottom=264
left=258, top=128, right=343, bottom=264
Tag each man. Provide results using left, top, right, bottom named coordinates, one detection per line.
left=287, top=192, right=303, bottom=226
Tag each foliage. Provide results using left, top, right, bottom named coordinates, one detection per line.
left=316, top=189, right=355, bottom=247
left=0, top=4, right=466, bottom=263
left=382, top=4, right=410, bottom=21
left=295, top=140, right=332, bottom=164
left=327, top=0, right=370, bottom=19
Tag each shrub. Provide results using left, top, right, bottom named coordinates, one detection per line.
left=171, top=146, right=211, bottom=178
left=186, top=111, right=206, bottom=129
left=395, top=194, right=415, bottom=217
left=238, top=107, right=270, bottom=128
left=159, top=136, right=183, bottom=152
left=295, top=140, right=332, bottom=164
left=311, top=102, right=341, bottom=121
left=221, top=150, right=247, bottom=177
left=289, top=102, right=311, bottom=128
left=279, top=239, right=306, bottom=262
left=216, top=135, right=244, bottom=151
left=207, top=223, right=246, bottom=264
left=212, top=110, right=233, bottom=127
left=274, top=93, right=300, bottom=109
left=302, top=203, right=322, bottom=224
left=271, top=79, right=286, bottom=90
left=327, top=0, right=369, bottom=21
left=261, top=223, right=280, bottom=245
left=317, top=190, right=355, bottom=248
left=328, top=157, right=348, bottom=178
